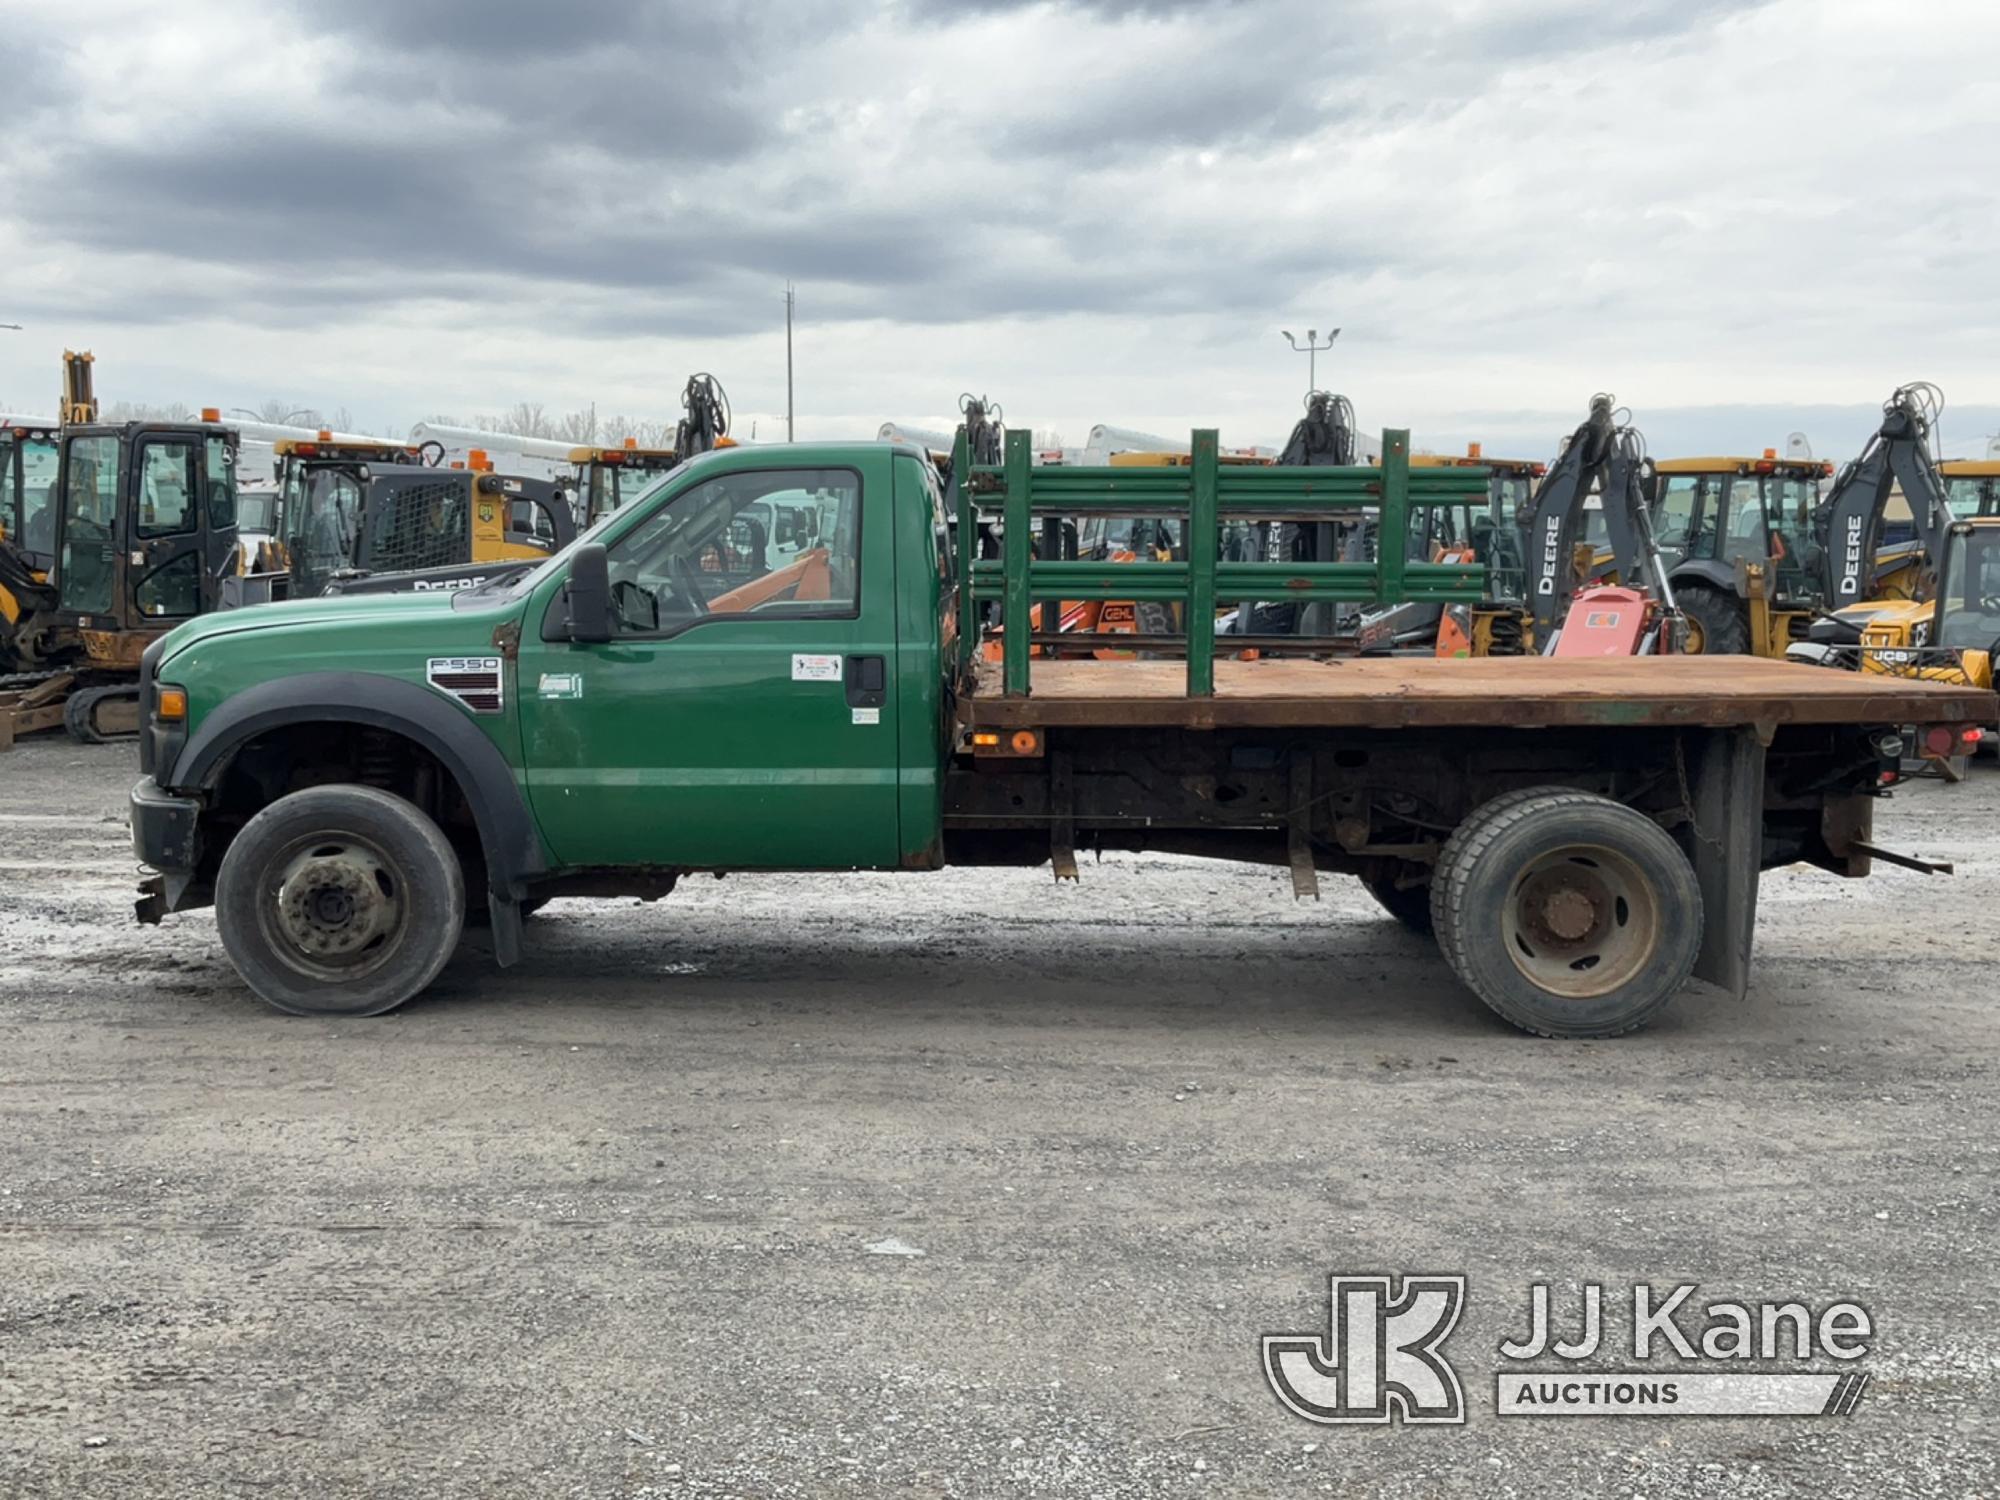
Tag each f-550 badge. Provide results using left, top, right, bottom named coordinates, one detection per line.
left=426, top=656, right=504, bottom=714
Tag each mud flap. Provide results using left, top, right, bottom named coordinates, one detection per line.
left=487, top=894, right=523, bottom=967
left=1685, top=727, right=1765, bottom=999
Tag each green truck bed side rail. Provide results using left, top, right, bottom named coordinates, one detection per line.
left=953, top=426, right=1489, bottom=696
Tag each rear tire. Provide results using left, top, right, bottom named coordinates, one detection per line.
left=1431, top=790, right=1701, bottom=1038
left=1430, top=785, right=1588, bottom=983
left=1674, top=585, right=1750, bottom=655
left=1361, top=875, right=1432, bottom=934
left=215, top=784, right=465, bottom=1017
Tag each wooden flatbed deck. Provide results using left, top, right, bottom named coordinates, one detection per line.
left=961, top=656, right=1996, bottom=731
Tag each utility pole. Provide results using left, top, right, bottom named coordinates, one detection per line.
left=1281, top=326, right=1340, bottom=393
left=784, top=282, right=796, bottom=442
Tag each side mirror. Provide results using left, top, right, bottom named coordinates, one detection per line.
left=565, top=542, right=613, bottom=643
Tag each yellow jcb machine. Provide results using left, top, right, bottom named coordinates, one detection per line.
left=1798, top=517, right=2000, bottom=772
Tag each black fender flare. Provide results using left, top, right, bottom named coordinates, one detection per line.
left=1667, top=560, right=1739, bottom=597
left=166, top=672, right=546, bottom=895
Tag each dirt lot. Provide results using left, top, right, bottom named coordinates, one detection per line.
left=0, top=738, right=1994, bottom=1499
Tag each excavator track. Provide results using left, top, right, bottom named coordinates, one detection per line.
left=62, top=683, right=142, bottom=745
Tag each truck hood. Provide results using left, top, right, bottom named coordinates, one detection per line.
left=155, top=590, right=500, bottom=669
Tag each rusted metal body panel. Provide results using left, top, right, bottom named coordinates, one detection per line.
left=960, top=656, right=1994, bottom=732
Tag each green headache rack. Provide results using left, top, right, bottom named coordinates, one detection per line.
left=952, top=426, right=1490, bottom=696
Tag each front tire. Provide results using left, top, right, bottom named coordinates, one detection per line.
left=1431, top=790, right=1702, bottom=1038
left=215, top=785, right=466, bottom=1017
left=1673, top=584, right=1750, bottom=655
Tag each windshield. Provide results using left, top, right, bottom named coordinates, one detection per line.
left=1946, top=475, right=1996, bottom=522
left=1, top=433, right=60, bottom=556
left=584, top=463, right=679, bottom=525
left=289, top=470, right=365, bottom=596
left=237, top=489, right=280, bottom=534
left=1939, top=526, right=2000, bottom=651
left=1653, top=473, right=1768, bottom=565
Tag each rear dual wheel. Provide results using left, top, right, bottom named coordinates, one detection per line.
left=1430, top=789, right=1702, bottom=1038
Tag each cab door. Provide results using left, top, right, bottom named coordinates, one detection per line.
left=120, top=428, right=239, bottom=627
left=515, top=458, right=901, bottom=870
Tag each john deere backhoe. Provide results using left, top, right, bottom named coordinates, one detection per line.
left=1651, top=384, right=1951, bottom=657
left=1428, top=394, right=1667, bottom=657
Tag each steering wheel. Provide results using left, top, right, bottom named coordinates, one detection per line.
left=415, top=440, right=446, bottom=468
left=668, top=553, right=711, bottom=615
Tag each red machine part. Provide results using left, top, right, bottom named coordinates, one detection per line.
left=1551, top=586, right=1654, bottom=658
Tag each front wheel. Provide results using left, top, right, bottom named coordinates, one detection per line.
left=215, top=785, right=466, bottom=1017
left=1431, top=790, right=1702, bottom=1038
left=1673, top=585, right=1750, bottom=656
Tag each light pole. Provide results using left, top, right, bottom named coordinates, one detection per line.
left=0, top=323, right=22, bottom=331
left=783, top=282, right=796, bottom=442
left=1281, top=327, right=1340, bottom=393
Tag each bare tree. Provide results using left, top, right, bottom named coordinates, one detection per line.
left=556, top=406, right=598, bottom=445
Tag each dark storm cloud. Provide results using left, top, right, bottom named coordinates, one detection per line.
left=0, top=0, right=1792, bottom=341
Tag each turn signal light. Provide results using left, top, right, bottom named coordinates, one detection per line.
left=971, top=732, right=1000, bottom=747
left=157, top=686, right=187, bottom=722
left=1010, top=730, right=1042, bottom=755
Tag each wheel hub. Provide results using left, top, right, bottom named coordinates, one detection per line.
left=1536, top=883, right=1598, bottom=942
left=276, top=845, right=399, bottom=962
left=1503, top=845, right=1661, bottom=1000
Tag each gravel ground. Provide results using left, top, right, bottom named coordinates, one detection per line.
left=0, top=738, right=1994, bottom=1499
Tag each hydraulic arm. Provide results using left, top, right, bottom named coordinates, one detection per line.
left=1814, top=383, right=1952, bottom=607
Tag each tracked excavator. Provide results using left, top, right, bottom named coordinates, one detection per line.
left=2, top=354, right=246, bottom=746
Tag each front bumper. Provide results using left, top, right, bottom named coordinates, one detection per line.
left=131, top=777, right=204, bottom=922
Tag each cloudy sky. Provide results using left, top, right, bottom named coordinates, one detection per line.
left=2, top=0, right=1996, bottom=459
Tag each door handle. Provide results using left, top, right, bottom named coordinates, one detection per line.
left=844, top=654, right=886, bottom=709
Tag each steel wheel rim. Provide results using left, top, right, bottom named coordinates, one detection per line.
left=1502, top=842, right=1660, bottom=999
left=259, top=832, right=409, bottom=983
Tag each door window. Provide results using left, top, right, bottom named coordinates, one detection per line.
left=204, top=436, right=238, bottom=530
left=1718, top=476, right=1769, bottom=564
left=58, top=434, right=122, bottom=615
left=135, top=552, right=200, bottom=618
left=603, top=468, right=860, bottom=636
left=1653, top=476, right=1703, bottom=563
left=136, top=439, right=199, bottom=537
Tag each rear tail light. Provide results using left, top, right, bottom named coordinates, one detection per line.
left=1922, top=725, right=1970, bottom=757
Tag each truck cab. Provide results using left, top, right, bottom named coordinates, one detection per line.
left=131, top=441, right=953, bottom=1011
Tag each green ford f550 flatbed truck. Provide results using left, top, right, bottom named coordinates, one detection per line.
left=128, top=429, right=1993, bottom=1037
